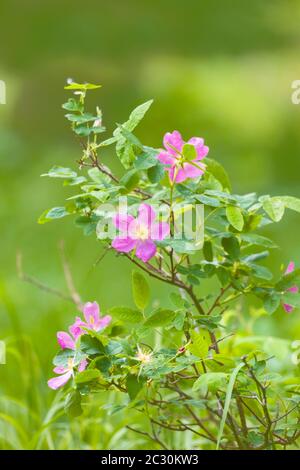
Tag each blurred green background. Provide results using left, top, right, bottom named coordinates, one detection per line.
left=0, top=0, right=300, bottom=449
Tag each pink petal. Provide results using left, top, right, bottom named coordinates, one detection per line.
left=69, top=316, right=85, bottom=340
left=150, top=222, right=170, bottom=240
left=112, top=236, right=136, bottom=253
left=188, top=137, right=209, bottom=160
left=113, top=213, right=134, bottom=232
left=157, top=151, right=176, bottom=165
left=289, top=286, right=299, bottom=293
left=98, top=315, right=112, bottom=330
left=136, top=239, right=157, bottom=262
left=285, top=262, right=295, bottom=275
left=188, top=137, right=204, bottom=147
left=53, top=365, right=68, bottom=374
left=138, top=204, right=156, bottom=227
left=174, top=168, right=188, bottom=183
left=182, top=162, right=204, bottom=179
left=163, top=131, right=184, bottom=155
left=57, top=331, right=75, bottom=350
left=83, top=301, right=100, bottom=326
left=283, top=303, right=294, bottom=313
left=78, top=359, right=88, bottom=372
left=47, top=371, right=72, bottom=390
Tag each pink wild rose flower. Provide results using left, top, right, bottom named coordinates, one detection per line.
left=111, top=203, right=170, bottom=263
left=47, top=358, right=87, bottom=390
left=283, top=262, right=299, bottom=313
left=69, top=301, right=112, bottom=339
left=157, top=130, right=209, bottom=183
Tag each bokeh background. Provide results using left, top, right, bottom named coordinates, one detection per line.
left=0, top=0, right=300, bottom=449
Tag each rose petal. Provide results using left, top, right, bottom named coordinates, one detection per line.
left=138, top=204, right=156, bottom=227
left=48, top=371, right=72, bottom=390
left=57, top=332, right=75, bottom=350
left=135, top=239, right=157, bottom=262
left=182, top=162, right=204, bottom=179
left=113, top=213, right=134, bottom=232
left=53, top=366, right=68, bottom=374
left=157, top=151, right=175, bottom=165
left=151, top=222, right=170, bottom=241
left=98, top=315, right=112, bottom=330
left=69, top=316, right=85, bottom=340
left=283, top=303, right=294, bottom=313
left=285, top=262, right=295, bottom=275
left=83, top=301, right=100, bottom=326
left=78, top=359, right=88, bottom=372
left=112, top=236, right=136, bottom=253
left=163, top=130, right=184, bottom=155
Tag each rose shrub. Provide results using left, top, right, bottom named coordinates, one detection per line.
left=40, top=82, right=300, bottom=450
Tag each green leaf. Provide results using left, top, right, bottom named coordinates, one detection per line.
left=38, top=207, right=70, bottom=224
left=188, top=330, right=210, bottom=358
left=64, top=82, right=101, bottom=90
left=120, top=169, right=140, bottom=192
left=113, top=100, right=153, bottom=168
left=193, top=372, right=228, bottom=394
left=282, top=292, right=300, bottom=307
left=109, top=307, right=144, bottom=324
left=132, top=271, right=150, bottom=311
left=205, top=158, right=231, bottom=191
left=195, top=194, right=221, bottom=207
left=264, top=294, right=280, bottom=314
left=249, top=263, right=273, bottom=280
left=182, top=143, right=197, bottom=161
left=279, top=196, right=300, bottom=213
left=240, top=233, right=277, bottom=249
left=126, top=374, right=144, bottom=401
left=53, top=349, right=75, bottom=367
left=276, top=268, right=300, bottom=291
left=64, top=391, right=83, bottom=418
left=216, top=362, right=245, bottom=450
left=75, top=369, right=100, bottom=384
left=221, top=236, right=240, bottom=260
left=62, top=98, right=83, bottom=112
left=41, top=166, right=77, bottom=179
left=80, top=336, right=105, bottom=355
left=262, top=197, right=285, bottom=222
left=203, top=240, right=213, bottom=262
left=143, top=309, right=175, bottom=328
left=147, top=162, right=165, bottom=183
left=134, top=152, right=158, bottom=170
left=226, top=205, right=244, bottom=231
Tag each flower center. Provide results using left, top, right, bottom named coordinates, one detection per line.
left=135, top=224, right=149, bottom=241
left=67, top=358, right=74, bottom=370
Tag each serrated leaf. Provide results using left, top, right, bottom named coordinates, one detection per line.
left=64, top=82, right=101, bottom=90
left=132, top=271, right=150, bottom=310
left=262, top=197, right=285, bottom=222
left=205, top=158, right=231, bottom=191
left=38, top=207, right=70, bottom=224
left=41, top=166, right=77, bottom=179
left=109, top=307, right=144, bottom=324
left=264, top=294, right=280, bottom=314
left=75, top=369, right=100, bottom=384
left=126, top=374, right=144, bottom=401
left=143, top=309, right=175, bottom=328
left=222, top=236, right=240, bottom=260
left=188, top=330, right=210, bottom=358
left=226, top=205, right=244, bottom=231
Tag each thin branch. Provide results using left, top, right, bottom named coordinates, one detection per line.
left=59, top=241, right=83, bottom=311
left=16, top=251, right=77, bottom=306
